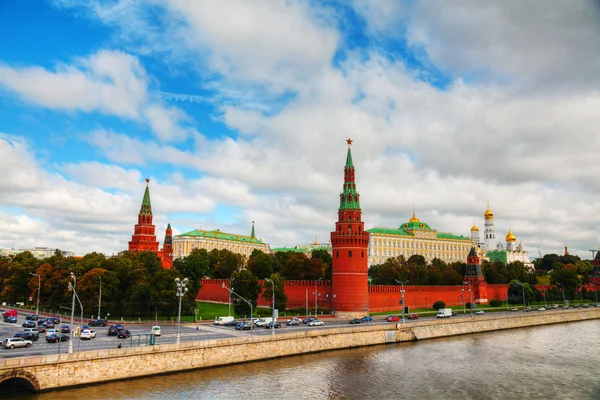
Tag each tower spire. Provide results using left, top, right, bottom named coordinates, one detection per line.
left=339, top=138, right=360, bottom=211
left=251, top=221, right=255, bottom=239
left=139, top=178, right=152, bottom=216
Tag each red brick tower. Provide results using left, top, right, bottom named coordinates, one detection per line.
left=159, top=223, right=173, bottom=269
left=590, top=250, right=600, bottom=286
left=128, top=178, right=159, bottom=253
left=330, top=139, right=370, bottom=318
left=464, top=246, right=488, bottom=304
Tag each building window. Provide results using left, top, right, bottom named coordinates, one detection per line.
left=336, top=251, right=339, bottom=258
left=362, top=251, right=364, bottom=258
left=349, top=250, right=352, bottom=258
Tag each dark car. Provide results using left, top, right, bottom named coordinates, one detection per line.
left=451, top=311, right=457, bottom=317
left=48, top=317, right=61, bottom=324
left=43, top=321, right=55, bottom=329
left=408, top=314, right=419, bottom=320
left=361, top=316, right=373, bottom=322
left=303, top=317, right=316, bottom=324
left=349, top=318, right=362, bottom=324
left=22, top=320, right=36, bottom=328
left=61, top=325, right=70, bottom=334
left=46, top=334, right=69, bottom=343
left=265, top=321, right=281, bottom=329
left=237, top=322, right=254, bottom=331
left=4, top=316, right=17, bottom=323
left=36, top=325, right=47, bottom=333
left=89, top=319, right=108, bottom=327
left=14, top=332, right=39, bottom=341
left=386, top=315, right=400, bottom=322
left=286, top=318, right=302, bottom=326
left=37, top=318, right=47, bottom=325
left=117, top=329, right=131, bottom=339
left=108, top=325, right=121, bottom=336
left=26, top=314, right=38, bottom=321
left=224, top=319, right=238, bottom=327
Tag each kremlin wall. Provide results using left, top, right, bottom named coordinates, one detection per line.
left=127, top=140, right=600, bottom=316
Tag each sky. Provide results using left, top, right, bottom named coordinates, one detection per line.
left=1, top=0, right=600, bottom=259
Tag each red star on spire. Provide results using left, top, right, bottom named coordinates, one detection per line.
left=145, top=178, right=150, bottom=185
left=346, top=138, right=353, bottom=146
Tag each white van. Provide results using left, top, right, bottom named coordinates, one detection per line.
left=214, top=316, right=235, bottom=325
left=151, top=325, right=161, bottom=336
left=255, top=318, right=273, bottom=327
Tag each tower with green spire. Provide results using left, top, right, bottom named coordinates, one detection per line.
left=251, top=221, right=256, bottom=239
left=128, top=178, right=159, bottom=253
left=330, top=138, right=370, bottom=318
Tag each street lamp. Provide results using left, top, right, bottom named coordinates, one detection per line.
left=395, top=279, right=408, bottom=323
left=515, top=281, right=527, bottom=312
left=556, top=282, right=566, bottom=308
left=463, top=281, right=473, bottom=317
left=68, top=273, right=76, bottom=354
left=175, top=277, right=189, bottom=345
left=315, top=278, right=323, bottom=318
left=221, top=283, right=253, bottom=335
left=30, top=273, right=41, bottom=316
left=98, top=275, right=102, bottom=321
left=589, top=282, right=598, bottom=305
left=265, top=278, right=275, bottom=336
left=462, top=286, right=467, bottom=313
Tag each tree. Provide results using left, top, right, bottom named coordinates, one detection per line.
left=210, top=249, right=243, bottom=279
left=247, top=250, right=273, bottom=279
left=150, top=269, right=183, bottom=319
left=282, top=253, right=308, bottom=280
left=172, top=248, right=210, bottom=313
left=231, top=269, right=260, bottom=317
left=311, top=249, right=332, bottom=279
left=262, top=273, right=287, bottom=311
left=550, top=267, right=580, bottom=299
left=304, top=258, right=325, bottom=280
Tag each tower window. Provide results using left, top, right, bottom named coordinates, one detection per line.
left=348, top=250, right=352, bottom=258
left=336, top=251, right=339, bottom=258
left=362, top=251, right=364, bottom=258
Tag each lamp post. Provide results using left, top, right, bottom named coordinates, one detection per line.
left=543, top=285, right=547, bottom=308
left=30, top=273, right=41, bottom=316
left=68, top=273, right=76, bottom=354
left=463, top=281, right=472, bottom=317
left=515, top=281, right=526, bottom=312
left=462, top=287, right=466, bottom=314
left=222, top=283, right=253, bottom=335
left=589, top=282, right=598, bottom=305
left=175, top=277, right=189, bottom=345
left=315, top=278, right=323, bottom=318
left=265, top=278, right=275, bottom=336
left=98, top=275, right=102, bottom=321
left=395, top=279, right=408, bottom=324
left=556, top=282, right=566, bottom=307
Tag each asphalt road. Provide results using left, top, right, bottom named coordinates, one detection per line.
left=0, top=307, right=585, bottom=358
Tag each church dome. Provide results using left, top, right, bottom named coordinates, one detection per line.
left=471, top=224, right=479, bottom=232
left=505, top=229, right=516, bottom=242
left=401, top=213, right=432, bottom=231
left=484, top=205, right=494, bottom=220
left=408, top=212, right=420, bottom=223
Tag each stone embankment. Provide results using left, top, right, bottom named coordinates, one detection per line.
left=1, top=309, right=599, bottom=393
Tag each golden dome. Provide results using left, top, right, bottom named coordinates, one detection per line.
left=505, top=229, right=516, bottom=242
left=313, top=240, right=319, bottom=246
left=471, top=224, right=479, bottom=232
left=484, top=204, right=493, bottom=220
left=408, top=212, right=420, bottom=223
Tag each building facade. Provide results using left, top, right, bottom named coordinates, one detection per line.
left=330, top=138, right=370, bottom=318
left=127, top=179, right=173, bottom=268
left=366, top=213, right=473, bottom=266
left=0, top=247, right=76, bottom=259
left=173, top=222, right=271, bottom=260
left=272, top=241, right=332, bottom=256
left=486, top=228, right=534, bottom=269
left=483, top=203, right=497, bottom=251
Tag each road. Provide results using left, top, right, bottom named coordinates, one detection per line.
left=0, top=306, right=583, bottom=358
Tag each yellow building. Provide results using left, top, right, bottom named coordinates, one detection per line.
left=367, top=213, right=473, bottom=266
left=172, top=222, right=271, bottom=260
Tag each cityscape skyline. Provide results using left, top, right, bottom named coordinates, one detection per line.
left=1, top=1, right=600, bottom=258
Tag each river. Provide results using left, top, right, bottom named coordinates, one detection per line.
left=18, top=320, right=600, bottom=399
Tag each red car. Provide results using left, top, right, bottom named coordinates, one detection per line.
left=386, top=315, right=400, bottom=322
left=408, top=314, right=419, bottom=320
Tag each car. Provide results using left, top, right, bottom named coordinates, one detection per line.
left=36, top=325, right=46, bottom=333
left=14, top=332, right=39, bottom=341
left=3, top=316, right=17, bottom=323
left=308, top=319, right=324, bottom=326
left=237, top=322, right=254, bottom=331
left=43, top=321, right=55, bottom=329
left=552, top=304, right=559, bottom=309
left=408, top=314, right=419, bottom=320
left=224, top=319, right=238, bottom=327
left=23, top=328, right=38, bottom=334
left=563, top=306, right=570, bottom=310
left=61, top=325, right=70, bottom=334
left=48, top=317, right=61, bottom=325
left=475, top=310, right=485, bottom=315
left=451, top=311, right=458, bottom=317
left=45, top=329, right=57, bottom=337
left=572, top=304, right=580, bottom=309
left=80, top=330, right=97, bottom=340
left=82, top=325, right=90, bottom=331
left=287, top=318, right=302, bottom=326
left=22, top=320, right=36, bottom=328
left=361, top=316, right=373, bottom=322
left=349, top=318, right=362, bottom=324
left=303, top=317, right=316, bottom=324
left=386, top=315, right=400, bottom=322
left=538, top=307, right=546, bottom=311
left=265, top=321, right=281, bottom=329
left=151, top=326, right=161, bottom=337
left=510, top=307, right=519, bottom=312
left=582, top=304, right=589, bottom=308
left=117, top=329, right=131, bottom=339
left=46, top=334, right=69, bottom=343
left=89, top=319, right=108, bottom=327
left=108, top=325, right=120, bottom=336
left=25, top=314, right=38, bottom=321
left=595, top=304, right=600, bottom=308
left=2, top=337, right=32, bottom=349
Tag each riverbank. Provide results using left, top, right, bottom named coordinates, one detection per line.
left=2, top=308, right=599, bottom=393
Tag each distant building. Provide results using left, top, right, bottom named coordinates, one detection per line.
left=366, top=212, right=473, bottom=266
left=173, top=222, right=270, bottom=260
left=486, top=228, right=534, bottom=270
left=0, top=247, right=76, bottom=259
left=272, top=240, right=332, bottom=256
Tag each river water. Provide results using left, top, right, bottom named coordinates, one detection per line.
left=19, top=320, right=600, bottom=400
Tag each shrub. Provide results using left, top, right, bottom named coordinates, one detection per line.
left=489, top=299, right=503, bottom=307
left=432, top=301, right=446, bottom=310
left=466, top=302, right=473, bottom=310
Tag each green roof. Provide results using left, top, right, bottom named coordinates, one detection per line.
left=487, top=249, right=508, bottom=263
left=436, top=233, right=468, bottom=240
left=366, top=227, right=412, bottom=236
left=273, top=246, right=332, bottom=253
left=139, top=184, right=152, bottom=216
left=400, top=221, right=432, bottom=230
left=345, top=146, right=354, bottom=168
left=175, top=229, right=266, bottom=245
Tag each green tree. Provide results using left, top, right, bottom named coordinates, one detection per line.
left=210, top=249, right=243, bottom=279
left=172, top=248, right=210, bottom=312
left=262, top=273, right=287, bottom=311
left=311, top=249, right=332, bottom=279
left=247, top=250, right=273, bottom=279
left=282, top=253, right=308, bottom=280
left=150, top=269, right=182, bottom=319
left=231, top=269, right=260, bottom=317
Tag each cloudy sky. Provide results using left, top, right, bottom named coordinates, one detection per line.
left=1, top=0, right=600, bottom=258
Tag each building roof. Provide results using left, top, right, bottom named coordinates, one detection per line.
left=139, top=180, right=152, bottom=216
left=175, top=229, right=267, bottom=245
left=272, top=245, right=332, bottom=253
left=366, top=227, right=469, bottom=241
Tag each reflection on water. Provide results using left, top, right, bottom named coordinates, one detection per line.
left=18, top=320, right=600, bottom=399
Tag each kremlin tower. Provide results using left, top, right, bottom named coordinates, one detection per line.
left=483, top=203, right=497, bottom=251
left=128, top=179, right=173, bottom=268
left=330, top=139, right=370, bottom=318
left=464, top=246, right=488, bottom=304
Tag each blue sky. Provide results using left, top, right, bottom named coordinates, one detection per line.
left=1, top=0, right=600, bottom=257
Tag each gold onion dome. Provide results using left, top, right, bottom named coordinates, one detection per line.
left=408, top=212, right=420, bottom=223
left=484, top=205, right=494, bottom=220
left=506, top=229, right=516, bottom=242
left=471, top=224, right=479, bottom=232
